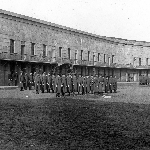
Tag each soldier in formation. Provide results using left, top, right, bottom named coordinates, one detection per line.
left=18, top=70, right=118, bottom=96
left=139, top=75, right=150, bottom=85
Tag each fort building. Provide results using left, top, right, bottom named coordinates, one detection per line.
left=0, top=9, right=150, bottom=85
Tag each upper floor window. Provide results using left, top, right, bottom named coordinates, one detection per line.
left=43, top=44, right=47, bottom=57
left=104, top=54, right=106, bottom=63
left=139, top=58, right=141, bottom=66
left=93, top=53, right=95, bottom=65
left=21, top=41, right=25, bottom=56
left=108, top=57, right=110, bottom=66
left=81, top=50, right=83, bottom=60
left=10, top=39, right=15, bottom=53
left=68, top=48, right=71, bottom=59
left=75, top=50, right=78, bottom=63
left=112, top=55, right=114, bottom=63
left=59, top=47, right=62, bottom=57
left=31, top=43, right=35, bottom=55
left=146, top=58, right=149, bottom=65
left=98, top=53, right=100, bottom=62
left=88, top=51, right=90, bottom=61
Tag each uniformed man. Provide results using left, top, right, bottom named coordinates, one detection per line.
left=66, top=74, right=72, bottom=96
left=77, top=75, right=82, bottom=95
left=82, top=76, right=86, bottom=95
left=47, top=73, right=52, bottom=93
left=93, top=75, right=99, bottom=94
left=33, top=71, right=37, bottom=87
left=104, top=76, right=109, bottom=93
left=90, top=75, right=94, bottom=94
left=61, top=74, right=67, bottom=96
left=28, top=72, right=33, bottom=90
left=19, top=71, right=24, bottom=91
left=24, top=73, right=28, bottom=90
left=98, top=75, right=103, bottom=96
left=40, top=72, right=44, bottom=93
left=72, top=74, right=77, bottom=96
left=86, top=75, right=91, bottom=94
left=35, top=72, right=40, bottom=94
left=109, top=75, right=113, bottom=93
left=42, top=72, right=47, bottom=93
left=52, top=74, right=56, bottom=93
left=113, top=75, right=117, bottom=93
left=14, top=71, right=18, bottom=86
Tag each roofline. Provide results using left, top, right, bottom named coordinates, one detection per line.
left=0, top=9, right=150, bottom=47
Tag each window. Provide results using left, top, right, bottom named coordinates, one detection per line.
left=93, top=53, right=95, bottom=65
left=31, top=43, right=35, bottom=55
left=81, top=50, right=83, bottom=60
left=59, top=47, right=62, bottom=57
left=98, top=53, right=100, bottom=62
left=75, top=50, right=78, bottom=64
left=112, top=55, right=114, bottom=63
left=108, top=57, right=110, bottom=66
left=68, top=48, right=71, bottom=59
left=146, top=58, right=149, bottom=65
left=88, top=51, right=90, bottom=61
left=104, top=54, right=106, bottom=63
left=10, top=39, right=15, bottom=53
left=43, top=44, right=47, bottom=57
left=139, top=58, right=141, bottom=66
left=21, top=41, right=25, bottom=56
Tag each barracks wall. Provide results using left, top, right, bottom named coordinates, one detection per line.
left=0, top=11, right=150, bottom=85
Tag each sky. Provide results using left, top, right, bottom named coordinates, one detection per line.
left=0, top=0, right=150, bottom=42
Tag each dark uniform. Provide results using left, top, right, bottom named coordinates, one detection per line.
left=93, top=75, right=99, bottom=94
left=72, top=74, right=77, bottom=94
left=52, top=75, right=56, bottom=93
left=86, top=76, right=91, bottom=94
left=113, top=76, right=117, bottom=93
left=77, top=75, right=82, bottom=94
left=90, top=76, right=94, bottom=94
left=14, top=72, right=18, bottom=86
left=19, top=71, right=24, bottom=91
left=98, top=75, right=103, bottom=95
left=66, top=74, right=72, bottom=95
left=35, top=73, right=40, bottom=94
left=104, top=76, right=109, bottom=93
left=24, top=73, right=28, bottom=90
left=55, top=75, right=61, bottom=97
left=42, top=72, right=47, bottom=93
left=47, top=73, right=52, bottom=93
left=61, top=75, right=67, bottom=96
left=109, top=76, right=114, bottom=93
left=28, top=73, right=33, bottom=90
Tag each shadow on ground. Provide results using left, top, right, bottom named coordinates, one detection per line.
left=0, top=98, right=150, bottom=149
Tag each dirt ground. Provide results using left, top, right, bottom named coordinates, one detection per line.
left=0, top=84, right=150, bottom=149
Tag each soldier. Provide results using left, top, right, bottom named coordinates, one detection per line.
left=66, top=74, right=72, bottom=96
left=28, top=72, right=33, bottom=90
left=56, top=74, right=62, bottom=97
left=35, top=72, right=40, bottom=94
left=93, top=75, right=99, bottom=94
left=39, top=72, right=44, bottom=93
left=24, top=73, right=28, bottom=90
left=42, top=72, right=47, bottom=93
left=82, top=76, right=86, bottom=95
left=90, top=75, right=94, bottom=94
left=61, top=74, right=67, bottom=96
left=33, top=71, right=37, bottom=87
left=77, top=75, right=82, bottom=95
left=72, top=74, right=77, bottom=96
left=113, top=75, right=117, bottom=93
left=104, top=76, right=109, bottom=93
left=14, top=71, right=18, bottom=86
left=98, top=75, right=103, bottom=96
left=8, top=73, right=13, bottom=86
left=52, top=74, right=56, bottom=93
left=19, top=71, right=24, bottom=91
left=86, top=75, right=91, bottom=94
left=109, top=75, right=114, bottom=93
left=47, top=73, right=51, bottom=93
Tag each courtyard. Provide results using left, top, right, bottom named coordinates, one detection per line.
left=0, top=83, right=150, bottom=149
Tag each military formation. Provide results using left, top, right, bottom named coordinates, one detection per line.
left=139, top=75, right=150, bottom=85
left=18, top=70, right=117, bottom=97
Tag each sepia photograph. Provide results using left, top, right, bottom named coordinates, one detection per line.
left=0, top=0, right=150, bottom=149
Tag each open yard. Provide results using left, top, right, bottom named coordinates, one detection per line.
left=1, top=83, right=150, bottom=149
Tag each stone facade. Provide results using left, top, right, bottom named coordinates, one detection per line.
left=0, top=9, right=150, bottom=85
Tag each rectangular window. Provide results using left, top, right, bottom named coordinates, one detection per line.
left=81, top=50, right=83, bottom=60
left=112, top=55, right=114, bottom=63
left=75, top=50, right=77, bottom=64
left=104, top=54, right=106, bottom=63
left=31, top=43, right=35, bottom=55
left=93, top=53, right=95, bottom=65
left=10, top=39, right=15, bottom=53
left=59, top=47, right=62, bottom=57
left=108, top=57, right=110, bottom=66
left=68, top=48, right=71, bottom=59
left=98, top=53, right=100, bottom=62
left=139, top=58, right=141, bottom=66
left=21, top=41, right=25, bottom=56
left=88, top=51, right=90, bottom=61
left=146, top=58, right=148, bottom=65
left=43, top=44, right=47, bottom=57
